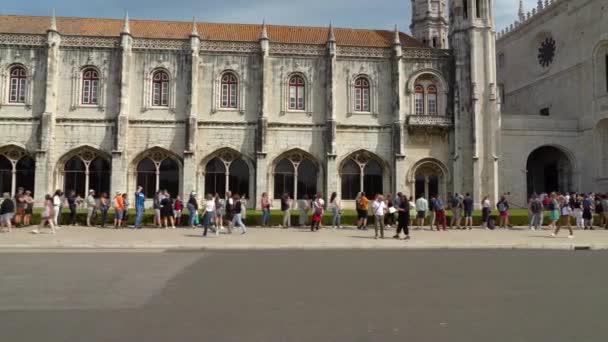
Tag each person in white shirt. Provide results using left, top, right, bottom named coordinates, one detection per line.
left=310, top=192, right=325, bottom=232
left=202, top=193, right=216, bottom=237
left=415, top=194, right=428, bottom=230
left=371, top=194, right=387, bottom=239
left=52, top=190, right=63, bottom=228
left=329, top=192, right=341, bottom=229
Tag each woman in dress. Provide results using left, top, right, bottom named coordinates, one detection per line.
left=329, top=192, right=341, bottom=229
left=260, top=192, right=271, bottom=227
left=408, top=196, right=417, bottom=228
left=32, top=194, right=55, bottom=234
left=52, top=189, right=63, bottom=227
left=160, top=191, right=175, bottom=229
left=214, top=193, right=223, bottom=231
left=547, top=192, right=560, bottom=232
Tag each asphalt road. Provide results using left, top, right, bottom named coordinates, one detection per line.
left=0, top=249, right=607, bottom=342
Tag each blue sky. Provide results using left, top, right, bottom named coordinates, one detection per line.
left=6, top=0, right=535, bottom=33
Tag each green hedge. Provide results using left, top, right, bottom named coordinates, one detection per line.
left=21, top=208, right=601, bottom=227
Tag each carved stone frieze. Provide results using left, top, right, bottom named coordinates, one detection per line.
left=270, top=43, right=325, bottom=56
left=133, top=38, right=190, bottom=51
left=61, top=36, right=120, bottom=48
left=200, top=41, right=259, bottom=54
left=336, top=46, right=391, bottom=59
left=402, top=48, right=452, bottom=60
left=0, top=34, right=45, bottom=46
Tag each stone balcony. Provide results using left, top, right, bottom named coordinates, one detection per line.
left=406, top=114, right=453, bottom=133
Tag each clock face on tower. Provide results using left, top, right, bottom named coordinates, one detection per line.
left=538, top=37, right=556, bottom=68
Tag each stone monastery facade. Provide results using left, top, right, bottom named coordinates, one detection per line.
left=0, top=0, right=500, bottom=208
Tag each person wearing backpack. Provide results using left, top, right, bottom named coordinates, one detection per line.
left=528, top=194, right=543, bottom=231
left=496, top=196, right=509, bottom=229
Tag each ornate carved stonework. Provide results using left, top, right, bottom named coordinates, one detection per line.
left=337, top=46, right=391, bottom=59
left=271, top=43, right=325, bottom=56
left=407, top=115, right=453, bottom=128
left=402, top=48, right=451, bottom=59
left=133, top=39, right=190, bottom=51
left=61, top=36, right=120, bottom=48
left=200, top=41, right=259, bottom=54
left=0, top=34, right=45, bottom=46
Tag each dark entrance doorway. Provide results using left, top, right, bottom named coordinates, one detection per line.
left=526, top=146, right=572, bottom=196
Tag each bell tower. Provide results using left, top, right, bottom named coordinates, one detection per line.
left=410, top=0, right=449, bottom=48
left=448, top=0, right=500, bottom=206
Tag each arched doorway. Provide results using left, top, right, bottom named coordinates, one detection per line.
left=408, top=159, right=448, bottom=200
left=526, top=146, right=573, bottom=196
left=201, top=149, right=250, bottom=198
left=135, top=149, right=181, bottom=198
left=339, top=150, right=385, bottom=200
left=0, top=146, right=36, bottom=195
left=272, top=150, right=319, bottom=199
left=59, top=148, right=111, bottom=197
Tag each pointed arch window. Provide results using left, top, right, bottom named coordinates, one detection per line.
left=288, top=75, right=305, bottom=110
left=354, top=77, right=370, bottom=112
left=427, top=85, right=437, bottom=115
left=9, top=66, right=27, bottom=104
left=151, top=70, right=169, bottom=107
left=340, top=154, right=384, bottom=200
left=81, top=68, right=100, bottom=105
left=220, top=72, right=238, bottom=109
left=414, top=85, right=424, bottom=115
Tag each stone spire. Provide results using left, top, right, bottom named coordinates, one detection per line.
left=191, top=16, right=199, bottom=37
left=518, top=0, right=525, bottom=22
left=121, top=11, right=130, bottom=35
left=259, top=20, right=269, bottom=40
left=327, top=22, right=336, bottom=43
left=49, top=8, right=57, bottom=32
left=392, top=24, right=401, bottom=45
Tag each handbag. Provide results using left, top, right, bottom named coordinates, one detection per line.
left=193, top=212, right=200, bottom=225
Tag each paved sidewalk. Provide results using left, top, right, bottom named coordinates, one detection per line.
left=1, top=225, right=607, bottom=250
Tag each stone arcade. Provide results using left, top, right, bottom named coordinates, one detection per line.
left=0, top=1, right=500, bottom=208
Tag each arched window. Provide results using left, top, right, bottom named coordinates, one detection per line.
left=297, top=159, right=317, bottom=200
left=414, top=85, right=424, bottom=115
left=220, top=72, right=238, bottom=109
left=16, top=156, right=35, bottom=193
left=0, top=155, right=12, bottom=194
left=81, top=68, right=100, bottom=105
left=274, top=159, right=295, bottom=199
left=354, top=77, right=370, bottom=112
left=427, top=85, right=437, bottom=115
left=151, top=70, right=169, bottom=107
left=288, top=75, right=305, bottom=110
left=9, top=66, right=27, bottom=103
left=63, top=154, right=110, bottom=197
left=63, top=156, right=86, bottom=197
left=88, top=157, right=111, bottom=197
left=340, top=153, right=383, bottom=200
left=205, top=157, right=226, bottom=196
left=136, top=155, right=180, bottom=198
left=229, top=159, right=249, bottom=198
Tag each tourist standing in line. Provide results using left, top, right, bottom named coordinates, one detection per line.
left=310, top=192, right=324, bottom=232
left=14, top=187, right=24, bottom=227
left=86, top=189, right=97, bottom=227
left=174, top=195, right=183, bottom=227
left=202, top=193, right=215, bottom=236
left=99, top=192, right=109, bottom=228
left=187, top=192, right=199, bottom=228
left=528, top=194, right=543, bottom=231
left=52, top=190, right=62, bottom=228
left=428, top=194, right=437, bottom=230
left=358, top=192, right=369, bottom=230
left=547, top=192, right=560, bottom=232
left=449, top=193, right=462, bottom=229
left=408, top=196, right=416, bottom=228
left=67, top=190, right=78, bottom=226
left=463, top=193, right=474, bottom=230
left=160, top=191, right=175, bottom=229
left=112, top=191, right=124, bottom=228
left=329, top=192, right=342, bottom=229
left=497, top=195, right=509, bottom=229
left=394, top=193, right=410, bottom=240
left=23, top=190, right=34, bottom=226
left=415, top=193, right=428, bottom=230
left=371, top=194, right=386, bottom=239
left=582, top=193, right=594, bottom=229
left=260, top=192, right=271, bottom=227
left=0, top=192, right=15, bottom=233
left=553, top=194, right=573, bottom=238
left=572, top=194, right=583, bottom=229
left=224, top=191, right=234, bottom=233
left=32, top=194, right=55, bottom=234
left=232, top=193, right=247, bottom=234
left=601, top=194, right=608, bottom=229
left=434, top=195, right=447, bottom=231
left=298, top=194, right=310, bottom=227
left=481, top=195, right=491, bottom=229
left=153, top=191, right=162, bottom=228
left=214, top=193, right=224, bottom=230
left=384, top=194, right=395, bottom=228
left=122, top=193, right=129, bottom=227
left=281, top=192, right=291, bottom=228
left=134, top=186, right=145, bottom=229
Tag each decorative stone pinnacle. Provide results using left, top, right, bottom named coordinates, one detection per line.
left=259, top=19, right=268, bottom=40
left=191, top=16, right=199, bottom=37
left=327, top=22, right=336, bottom=43
left=49, top=8, right=57, bottom=32
left=393, top=24, right=401, bottom=45
left=121, top=11, right=130, bottom=35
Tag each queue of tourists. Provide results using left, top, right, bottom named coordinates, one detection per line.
left=1, top=186, right=607, bottom=240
